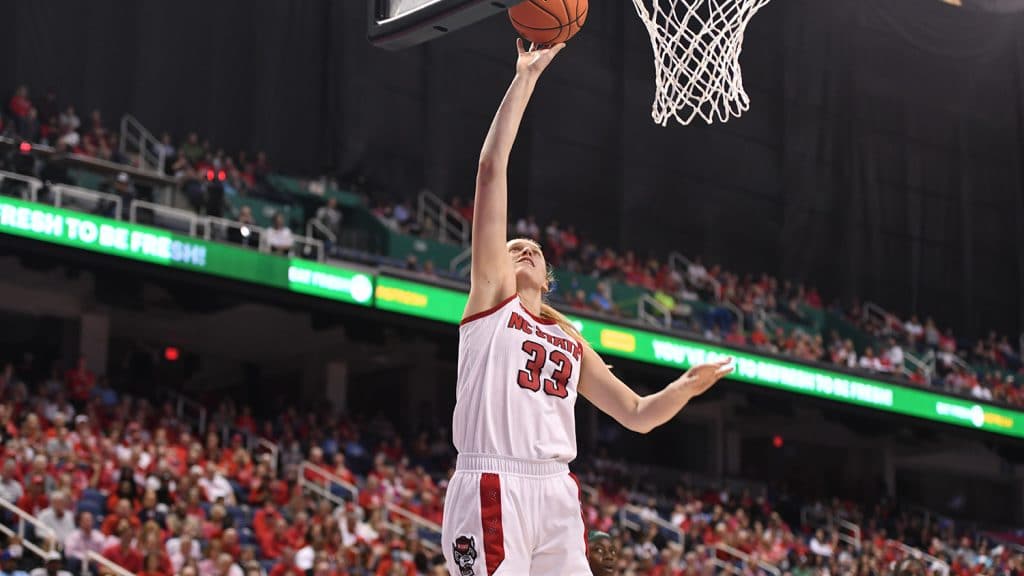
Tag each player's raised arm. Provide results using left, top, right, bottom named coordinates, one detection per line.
left=578, top=346, right=733, bottom=434
left=464, top=39, right=565, bottom=320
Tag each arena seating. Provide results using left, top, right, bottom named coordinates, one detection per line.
left=1, top=354, right=1022, bottom=576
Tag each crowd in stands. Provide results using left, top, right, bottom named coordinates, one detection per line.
left=2, top=353, right=1024, bottom=576
left=3, top=83, right=1024, bottom=406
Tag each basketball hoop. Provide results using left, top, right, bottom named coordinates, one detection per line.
left=631, top=0, right=771, bottom=126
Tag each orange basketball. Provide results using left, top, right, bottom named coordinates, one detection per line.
left=509, top=0, right=588, bottom=46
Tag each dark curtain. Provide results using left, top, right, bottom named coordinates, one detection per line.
left=2, top=0, right=1023, bottom=336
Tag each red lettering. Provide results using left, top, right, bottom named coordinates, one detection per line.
left=507, top=312, right=533, bottom=335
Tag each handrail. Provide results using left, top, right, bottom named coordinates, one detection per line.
left=450, top=246, right=472, bottom=277
left=119, top=115, right=166, bottom=174
left=307, top=218, right=337, bottom=244
left=715, top=542, right=781, bottom=576
left=722, top=300, right=745, bottom=332
left=298, top=460, right=360, bottom=503
left=0, top=497, right=59, bottom=549
left=836, top=518, right=862, bottom=551
left=86, top=550, right=134, bottom=576
left=156, top=387, right=207, bottom=434
left=618, top=504, right=686, bottom=546
left=51, top=184, right=122, bottom=220
left=670, top=251, right=723, bottom=302
left=254, top=437, right=279, bottom=478
left=638, top=294, right=672, bottom=328
left=204, top=215, right=266, bottom=243
left=0, top=523, right=50, bottom=560
left=903, top=349, right=933, bottom=381
left=884, top=539, right=949, bottom=575
left=0, top=169, right=43, bottom=202
left=130, top=199, right=198, bottom=236
left=417, top=190, right=469, bottom=246
left=385, top=504, right=441, bottom=552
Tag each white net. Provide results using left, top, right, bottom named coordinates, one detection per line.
left=631, top=0, right=771, bottom=126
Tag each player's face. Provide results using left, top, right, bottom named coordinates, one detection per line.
left=508, top=239, right=548, bottom=292
left=588, top=537, right=618, bottom=576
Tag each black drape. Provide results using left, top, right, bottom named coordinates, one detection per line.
left=3, top=0, right=1023, bottom=336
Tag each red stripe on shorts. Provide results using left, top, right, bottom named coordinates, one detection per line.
left=479, top=473, right=505, bottom=575
left=569, top=472, right=588, bottom=556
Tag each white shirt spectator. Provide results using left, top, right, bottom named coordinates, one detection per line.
left=266, top=226, right=294, bottom=253
left=887, top=344, right=904, bottom=370
left=295, top=545, right=317, bottom=571
left=165, top=537, right=202, bottom=565
left=0, top=467, right=23, bottom=503
left=687, top=261, right=708, bottom=285
left=198, top=471, right=235, bottom=504
left=809, top=534, right=833, bottom=557
left=37, top=506, right=76, bottom=543
left=971, top=383, right=993, bottom=401
left=905, top=319, right=923, bottom=341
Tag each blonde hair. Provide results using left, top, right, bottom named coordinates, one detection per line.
left=509, top=238, right=585, bottom=343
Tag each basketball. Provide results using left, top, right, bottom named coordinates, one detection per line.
left=509, top=0, right=588, bottom=46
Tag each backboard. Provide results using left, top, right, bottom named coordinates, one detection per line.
left=369, top=0, right=527, bottom=50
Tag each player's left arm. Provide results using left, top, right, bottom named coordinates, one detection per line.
left=577, top=345, right=733, bottom=434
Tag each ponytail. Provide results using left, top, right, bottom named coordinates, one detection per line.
left=540, top=302, right=585, bottom=344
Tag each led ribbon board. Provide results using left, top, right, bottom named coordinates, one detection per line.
left=375, top=275, right=1024, bottom=439
left=2, top=197, right=1020, bottom=439
left=0, top=197, right=374, bottom=307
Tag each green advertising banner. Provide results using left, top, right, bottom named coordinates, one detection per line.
left=0, top=197, right=374, bottom=307
left=374, top=275, right=1024, bottom=439
left=3, top=196, right=1021, bottom=440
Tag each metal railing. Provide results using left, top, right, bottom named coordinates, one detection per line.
left=85, top=551, right=134, bottom=576
left=837, top=518, right=862, bottom=550
left=417, top=189, right=470, bottom=246
left=450, top=246, right=472, bottom=277
left=157, top=387, right=208, bottom=434
left=385, top=503, right=441, bottom=552
left=0, top=497, right=60, bottom=557
left=204, top=215, right=264, bottom=246
left=298, top=460, right=360, bottom=504
left=904, top=349, right=934, bottom=381
left=51, top=184, right=123, bottom=219
left=638, top=294, right=672, bottom=328
left=120, top=115, right=166, bottom=174
left=0, top=170, right=43, bottom=201
left=885, top=540, right=949, bottom=575
left=306, top=218, right=337, bottom=245
left=669, top=251, right=722, bottom=302
left=130, top=199, right=197, bottom=236
left=616, top=504, right=685, bottom=546
left=714, top=542, right=781, bottom=576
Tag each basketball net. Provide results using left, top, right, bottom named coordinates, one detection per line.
left=631, top=0, right=771, bottom=126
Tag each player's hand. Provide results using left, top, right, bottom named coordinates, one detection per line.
left=674, top=357, right=734, bottom=400
left=516, top=38, right=565, bottom=79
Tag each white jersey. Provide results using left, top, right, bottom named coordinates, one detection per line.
left=453, top=295, right=583, bottom=463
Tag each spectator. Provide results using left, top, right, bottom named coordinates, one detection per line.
left=102, top=525, right=144, bottom=572
left=590, top=281, right=618, bottom=316
left=314, top=198, right=343, bottom=241
left=64, top=357, right=95, bottom=406
left=1, top=549, right=29, bottom=576
left=64, top=511, right=109, bottom=563
left=227, top=206, right=260, bottom=248
left=809, top=529, right=833, bottom=557
left=266, top=213, right=294, bottom=256
left=20, top=108, right=40, bottom=143
left=514, top=216, right=540, bottom=240
left=8, top=86, right=32, bottom=125
left=36, top=89, right=58, bottom=126
left=17, top=474, right=49, bottom=515
left=28, top=551, right=71, bottom=576
left=886, top=338, right=905, bottom=373
left=37, top=490, right=76, bottom=544
left=181, top=133, right=204, bottom=164
left=198, top=464, right=236, bottom=505
left=587, top=531, right=619, bottom=576
left=374, top=543, right=415, bottom=576
left=58, top=105, right=80, bottom=132
left=858, top=347, right=882, bottom=372
left=0, top=461, right=23, bottom=503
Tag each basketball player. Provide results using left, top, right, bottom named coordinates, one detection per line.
left=442, top=40, right=734, bottom=576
